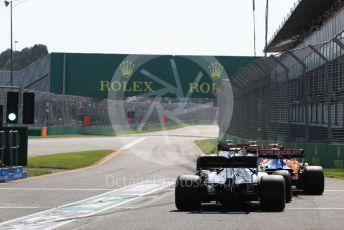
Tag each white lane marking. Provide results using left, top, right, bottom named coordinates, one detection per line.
left=0, top=188, right=114, bottom=191
left=120, top=137, right=145, bottom=150
left=0, top=179, right=173, bottom=230
left=0, top=187, right=176, bottom=192
left=324, top=190, right=344, bottom=192
left=288, top=208, right=344, bottom=210
left=0, top=207, right=44, bottom=209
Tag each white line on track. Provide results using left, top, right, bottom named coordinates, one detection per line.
left=288, top=208, right=344, bottom=210
left=324, top=190, right=344, bottom=192
left=120, top=137, right=145, bottom=150
left=0, top=207, right=44, bottom=209
left=0, top=179, right=173, bottom=230
left=0, top=137, right=150, bottom=228
left=0, top=188, right=114, bottom=191
left=0, top=186, right=175, bottom=192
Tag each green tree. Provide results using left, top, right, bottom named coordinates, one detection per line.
left=0, top=44, right=48, bottom=71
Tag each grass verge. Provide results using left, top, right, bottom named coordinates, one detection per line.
left=28, top=149, right=113, bottom=170
left=195, top=138, right=218, bottom=154
left=324, top=168, right=344, bottom=179
left=26, top=169, right=52, bottom=177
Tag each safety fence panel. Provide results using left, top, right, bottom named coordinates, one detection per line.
left=219, top=36, right=344, bottom=145
left=0, top=88, right=218, bottom=135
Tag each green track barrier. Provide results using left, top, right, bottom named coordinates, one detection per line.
left=327, top=145, right=344, bottom=169
left=28, top=120, right=215, bottom=136
left=28, top=127, right=42, bottom=136
left=222, top=134, right=344, bottom=169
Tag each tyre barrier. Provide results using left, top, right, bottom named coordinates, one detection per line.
left=0, top=166, right=27, bottom=183
left=0, top=130, right=27, bottom=183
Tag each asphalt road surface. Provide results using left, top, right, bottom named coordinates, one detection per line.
left=0, top=125, right=344, bottom=230
left=28, top=125, right=217, bottom=156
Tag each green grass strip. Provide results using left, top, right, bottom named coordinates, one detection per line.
left=28, top=150, right=113, bottom=170
left=26, top=169, right=52, bottom=177
left=324, top=168, right=344, bottom=179
left=195, top=138, right=218, bottom=154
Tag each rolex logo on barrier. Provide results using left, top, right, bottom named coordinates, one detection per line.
left=208, top=63, right=223, bottom=79
left=120, top=60, right=135, bottom=77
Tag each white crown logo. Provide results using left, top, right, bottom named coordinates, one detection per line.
left=120, top=60, right=135, bottom=77
left=208, top=63, right=223, bottom=79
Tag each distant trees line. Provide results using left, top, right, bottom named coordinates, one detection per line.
left=0, top=44, right=48, bottom=71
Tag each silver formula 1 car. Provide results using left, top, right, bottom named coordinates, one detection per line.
left=175, top=144, right=286, bottom=212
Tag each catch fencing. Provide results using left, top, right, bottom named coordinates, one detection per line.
left=0, top=89, right=217, bottom=135
left=219, top=35, right=344, bottom=144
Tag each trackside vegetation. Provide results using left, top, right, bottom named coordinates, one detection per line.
left=195, top=139, right=218, bottom=154
left=324, top=169, right=344, bottom=179
left=26, top=169, right=52, bottom=177
left=28, top=150, right=113, bottom=169
left=26, top=150, right=113, bottom=177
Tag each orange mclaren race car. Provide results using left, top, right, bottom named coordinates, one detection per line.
left=257, top=144, right=324, bottom=202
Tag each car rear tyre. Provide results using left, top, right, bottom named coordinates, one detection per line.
left=196, top=157, right=202, bottom=171
left=260, top=175, right=286, bottom=211
left=274, top=170, right=292, bottom=202
left=303, top=166, right=324, bottom=195
left=175, top=175, right=202, bottom=211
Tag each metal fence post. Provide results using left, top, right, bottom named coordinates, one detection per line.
left=14, top=130, right=19, bottom=165
left=8, top=130, right=19, bottom=166
left=0, top=131, right=5, bottom=167
left=333, top=38, right=344, bottom=50
left=62, top=54, right=67, bottom=126
left=287, top=51, right=309, bottom=142
left=271, top=55, right=291, bottom=140
left=8, top=130, right=13, bottom=166
left=309, top=45, right=331, bottom=143
left=253, top=62, right=270, bottom=140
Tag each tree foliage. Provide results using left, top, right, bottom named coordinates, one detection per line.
left=0, top=44, right=48, bottom=71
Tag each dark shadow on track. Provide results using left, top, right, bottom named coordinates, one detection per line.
left=292, top=190, right=324, bottom=197
left=292, top=190, right=302, bottom=197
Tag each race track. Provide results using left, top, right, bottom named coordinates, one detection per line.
left=28, top=125, right=217, bottom=156
left=1, top=125, right=344, bottom=230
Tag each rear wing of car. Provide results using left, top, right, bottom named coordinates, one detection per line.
left=258, top=149, right=305, bottom=158
left=198, top=156, right=258, bottom=169
left=217, top=144, right=264, bottom=152
left=217, top=144, right=250, bottom=151
left=246, top=145, right=264, bottom=153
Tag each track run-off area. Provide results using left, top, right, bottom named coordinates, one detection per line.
left=0, top=126, right=344, bottom=230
